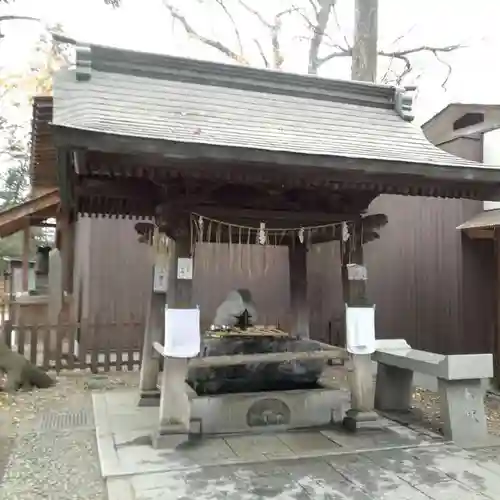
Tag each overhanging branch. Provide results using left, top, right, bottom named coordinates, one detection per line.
left=320, top=43, right=464, bottom=84
left=237, top=0, right=297, bottom=69
left=163, top=1, right=249, bottom=64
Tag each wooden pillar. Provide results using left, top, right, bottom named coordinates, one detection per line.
left=59, top=215, right=75, bottom=294
left=495, top=228, right=500, bottom=387
left=341, top=219, right=378, bottom=431
left=154, top=218, right=195, bottom=445
left=138, top=262, right=166, bottom=406
left=22, top=225, right=31, bottom=292
left=288, top=241, right=309, bottom=338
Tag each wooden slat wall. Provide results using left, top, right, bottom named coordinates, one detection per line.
left=79, top=194, right=495, bottom=357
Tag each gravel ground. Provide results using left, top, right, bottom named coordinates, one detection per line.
left=0, top=367, right=499, bottom=499
left=324, top=365, right=500, bottom=436
left=0, top=371, right=138, bottom=500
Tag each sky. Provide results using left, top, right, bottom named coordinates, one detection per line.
left=1, top=0, right=500, bottom=126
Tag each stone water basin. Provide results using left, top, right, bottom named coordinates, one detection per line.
left=187, top=332, right=327, bottom=395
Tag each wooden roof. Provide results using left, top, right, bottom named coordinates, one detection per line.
left=51, top=44, right=485, bottom=169
left=30, top=96, right=58, bottom=189
left=44, top=42, right=500, bottom=216
left=0, top=189, right=60, bottom=238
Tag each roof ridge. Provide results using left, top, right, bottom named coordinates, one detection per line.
left=72, top=42, right=414, bottom=118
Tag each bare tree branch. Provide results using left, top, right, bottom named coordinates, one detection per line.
left=319, top=42, right=463, bottom=85
left=162, top=1, right=249, bottom=64
left=214, top=0, right=244, bottom=58
left=237, top=0, right=271, bottom=28
left=236, top=1, right=297, bottom=69
left=432, top=50, right=453, bottom=88
left=307, top=0, right=319, bottom=17
left=253, top=38, right=269, bottom=68
left=320, top=43, right=464, bottom=66
left=305, top=0, right=337, bottom=75
left=332, top=4, right=350, bottom=52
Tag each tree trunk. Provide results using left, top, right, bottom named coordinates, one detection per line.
left=351, top=0, right=378, bottom=82
left=0, top=342, right=55, bottom=392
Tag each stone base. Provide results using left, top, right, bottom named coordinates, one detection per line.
left=189, top=383, right=349, bottom=435
left=438, top=378, right=489, bottom=447
left=151, top=424, right=189, bottom=449
left=375, top=364, right=413, bottom=412
left=138, top=390, right=160, bottom=407
left=342, top=409, right=383, bottom=433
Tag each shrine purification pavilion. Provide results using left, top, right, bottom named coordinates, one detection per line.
left=49, top=41, right=500, bottom=443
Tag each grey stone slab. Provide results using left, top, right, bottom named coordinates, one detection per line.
left=410, top=446, right=500, bottom=498
left=320, top=428, right=381, bottom=450
left=363, top=448, right=451, bottom=486
left=116, top=443, right=194, bottom=475
left=320, top=424, right=431, bottom=452
left=107, top=477, right=135, bottom=500
left=276, top=431, right=341, bottom=454
left=131, top=467, right=236, bottom=498
left=414, top=481, right=490, bottom=500
left=279, top=458, right=374, bottom=499
left=175, top=437, right=239, bottom=464
left=327, top=454, right=430, bottom=499
left=223, top=434, right=295, bottom=460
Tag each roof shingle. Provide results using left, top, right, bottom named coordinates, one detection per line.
left=51, top=43, right=498, bottom=174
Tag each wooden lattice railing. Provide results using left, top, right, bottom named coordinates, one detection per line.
left=0, top=319, right=144, bottom=373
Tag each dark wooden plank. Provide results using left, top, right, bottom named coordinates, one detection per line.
left=42, top=324, right=51, bottom=371
left=54, top=320, right=63, bottom=373
left=77, top=320, right=89, bottom=370
left=30, top=324, right=38, bottom=365
left=3, top=320, right=13, bottom=348
left=16, top=320, right=25, bottom=356
left=114, top=321, right=123, bottom=371
left=90, top=323, right=99, bottom=374
left=65, top=323, right=76, bottom=371
left=103, top=322, right=111, bottom=372
left=126, top=322, right=135, bottom=371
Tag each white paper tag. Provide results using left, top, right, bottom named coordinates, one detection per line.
left=345, top=305, right=376, bottom=355
left=153, top=265, right=168, bottom=293
left=177, top=258, right=193, bottom=280
left=164, top=308, right=200, bottom=358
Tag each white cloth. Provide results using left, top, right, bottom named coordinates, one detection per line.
left=163, top=308, right=201, bottom=358
left=345, top=306, right=376, bottom=355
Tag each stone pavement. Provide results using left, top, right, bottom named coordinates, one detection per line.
left=93, top=390, right=500, bottom=499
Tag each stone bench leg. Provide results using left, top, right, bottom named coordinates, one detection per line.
left=374, top=363, right=413, bottom=411
left=151, top=357, right=190, bottom=449
left=438, top=378, right=488, bottom=447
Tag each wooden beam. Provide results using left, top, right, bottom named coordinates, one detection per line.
left=192, top=206, right=359, bottom=226
left=30, top=222, right=57, bottom=228
left=22, top=225, right=30, bottom=292
left=495, top=228, right=500, bottom=386
left=153, top=342, right=347, bottom=367
left=75, top=177, right=162, bottom=200
left=289, top=242, right=310, bottom=338
left=340, top=219, right=377, bottom=430
left=52, top=125, right=500, bottom=196
left=156, top=216, right=194, bottom=436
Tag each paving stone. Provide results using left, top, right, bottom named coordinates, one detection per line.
left=327, top=454, right=430, bottom=499
left=363, top=448, right=451, bottom=486
left=276, top=430, right=341, bottom=454
left=409, top=446, right=500, bottom=498
left=280, top=458, right=373, bottom=499
left=223, top=434, right=295, bottom=460
left=414, top=481, right=491, bottom=500
left=176, top=438, right=239, bottom=464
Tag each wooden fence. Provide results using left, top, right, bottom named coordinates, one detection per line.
left=1, top=320, right=144, bottom=373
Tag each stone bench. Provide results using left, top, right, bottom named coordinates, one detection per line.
left=372, top=339, right=493, bottom=447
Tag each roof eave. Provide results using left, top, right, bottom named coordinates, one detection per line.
left=50, top=125, right=500, bottom=200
